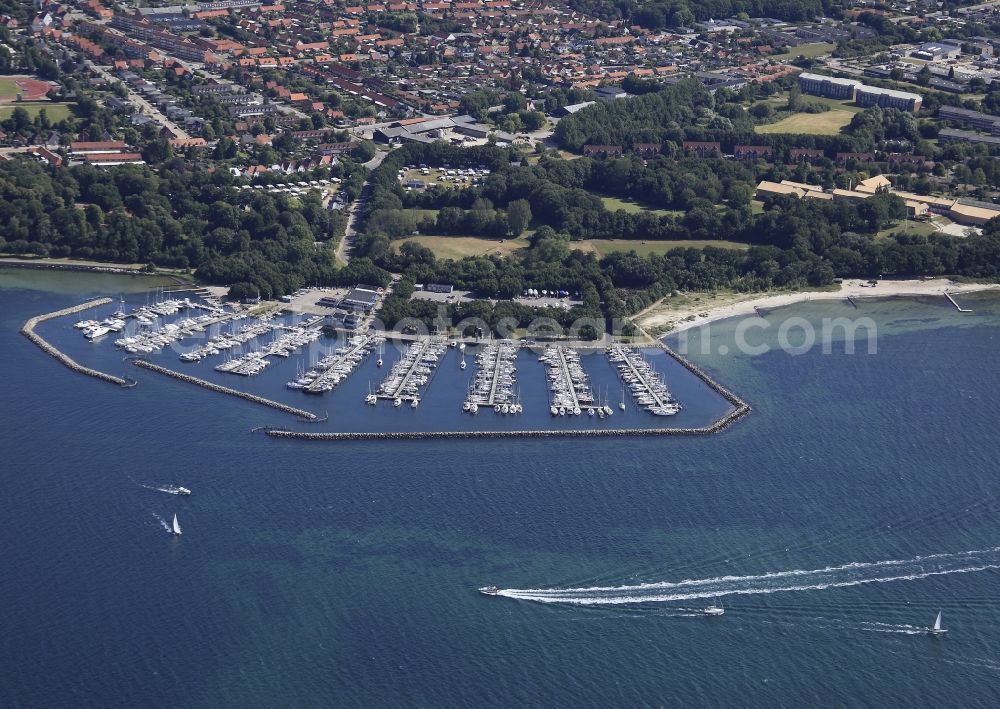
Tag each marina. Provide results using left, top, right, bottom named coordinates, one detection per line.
left=463, top=340, right=522, bottom=415
left=116, top=309, right=241, bottom=354
left=289, top=333, right=382, bottom=394
left=180, top=318, right=278, bottom=362
left=540, top=346, right=601, bottom=417
left=21, top=287, right=750, bottom=437
left=214, top=317, right=323, bottom=376
left=607, top=345, right=681, bottom=416
left=375, top=337, right=448, bottom=405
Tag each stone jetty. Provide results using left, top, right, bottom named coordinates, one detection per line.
left=21, top=298, right=132, bottom=387
left=133, top=359, right=319, bottom=421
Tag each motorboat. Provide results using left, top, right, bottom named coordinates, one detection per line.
left=479, top=586, right=501, bottom=596
left=703, top=605, right=725, bottom=616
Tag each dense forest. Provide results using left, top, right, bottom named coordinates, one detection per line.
left=565, top=0, right=825, bottom=28
left=0, top=159, right=377, bottom=298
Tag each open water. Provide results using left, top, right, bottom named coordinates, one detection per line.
left=2, top=268, right=1000, bottom=707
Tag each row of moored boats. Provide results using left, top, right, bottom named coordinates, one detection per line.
left=463, top=340, right=521, bottom=415
left=373, top=338, right=448, bottom=408
left=607, top=345, right=681, bottom=416
left=288, top=334, right=383, bottom=393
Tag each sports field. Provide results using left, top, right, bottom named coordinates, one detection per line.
left=0, top=102, right=74, bottom=122
left=0, top=77, right=20, bottom=99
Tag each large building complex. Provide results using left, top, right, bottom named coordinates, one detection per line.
left=798, top=72, right=921, bottom=112
left=797, top=72, right=859, bottom=100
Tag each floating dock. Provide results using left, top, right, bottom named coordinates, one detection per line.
left=376, top=338, right=447, bottom=403
left=541, top=346, right=593, bottom=415
left=464, top=340, right=520, bottom=413
left=302, top=333, right=380, bottom=394
left=607, top=345, right=680, bottom=416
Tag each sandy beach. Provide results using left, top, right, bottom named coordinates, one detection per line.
left=636, top=278, right=1000, bottom=335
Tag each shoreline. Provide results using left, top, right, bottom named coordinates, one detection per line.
left=0, top=257, right=192, bottom=284
left=638, top=279, right=1000, bottom=335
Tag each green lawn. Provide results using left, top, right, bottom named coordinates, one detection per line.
left=395, top=235, right=529, bottom=260
left=572, top=239, right=750, bottom=258
left=875, top=219, right=940, bottom=240
left=771, top=42, right=836, bottom=60
left=599, top=194, right=683, bottom=218
left=756, top=109, right=855, bottom=136
left=0, top=77, right=20, bottom=99
left=0, top=102, right=74, bottom=122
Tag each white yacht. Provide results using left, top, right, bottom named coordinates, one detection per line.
left=703, top=605, right=725, bottom=616
left=170, top=514, right=182, bottom=536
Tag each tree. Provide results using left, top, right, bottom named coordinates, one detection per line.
left=352, top=140, right=377, bottom=162
left=506, top=199, right=532, bottom=236
left=142, top=138, right=173, bottom=164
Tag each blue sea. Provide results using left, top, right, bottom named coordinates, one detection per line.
left=3, top=268, right=1000, bottom=707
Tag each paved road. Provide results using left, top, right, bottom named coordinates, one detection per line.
left=335, top=150, right=388, bottom=265
left=88, top=62, right=190, bottom=139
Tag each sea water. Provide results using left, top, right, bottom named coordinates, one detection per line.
left=2, top=269, right=1000, bottom=707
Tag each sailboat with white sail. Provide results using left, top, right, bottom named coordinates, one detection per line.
left=928, top=611, right=947, bottom=635
left=170, top=514, right=182, bottom=536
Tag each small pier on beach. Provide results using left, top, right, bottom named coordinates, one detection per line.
left=944, top=292, right=972, bottom=313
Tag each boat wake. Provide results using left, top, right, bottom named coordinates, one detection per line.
left=141, top=483, right=189, bottom=496
left=499, top=546, right=1000, bottom=605
left=152, top=513, right=171, bottom=533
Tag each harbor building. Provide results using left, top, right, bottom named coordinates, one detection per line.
left=341, top=287, right=380, bottom=313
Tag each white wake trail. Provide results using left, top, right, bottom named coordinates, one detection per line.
left=500, top=547, right=1000, bottom=605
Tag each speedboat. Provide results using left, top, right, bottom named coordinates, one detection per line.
left=176, top=487, right=192, bottom=496
left=703, top=605, right=725, bottom=616
left=479, top=585, right=501, bottom=596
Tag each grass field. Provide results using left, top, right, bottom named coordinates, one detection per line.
left=572, top=239, right=750, bottom=258
left=875, top=219, right=941, bottom=241
left=0, top=77, right=20, bottom=99
left=770, top=42, right=836, bottom=60
left=599, top=195, right=683, bottom=218
left=0, top=102, right=74, bottom=122
left=395, top=235, right=529, bottom=260
left=756, top=109, right=854, bottom=135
